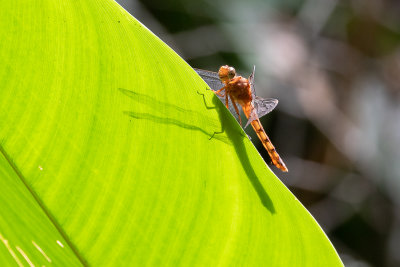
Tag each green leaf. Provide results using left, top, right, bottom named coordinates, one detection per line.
left=0, top=0, right=343, bottom=266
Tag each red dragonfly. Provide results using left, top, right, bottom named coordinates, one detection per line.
left=195, top=65, right=288, bottom=172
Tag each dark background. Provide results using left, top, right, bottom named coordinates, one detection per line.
left=116, top=0, right=400, bottom=266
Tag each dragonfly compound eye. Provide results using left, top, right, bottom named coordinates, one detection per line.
left=218, top=65, right=235, bottom=82
left=227, top=67, right=236, bottom=79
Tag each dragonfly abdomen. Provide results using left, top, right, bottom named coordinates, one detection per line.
left=243, top=104, right=288, bottom=172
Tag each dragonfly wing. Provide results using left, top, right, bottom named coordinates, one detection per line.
left=247, top=66, right=278, bottom=120
left=248, top=65, right=256, bottom=96
left=194, top=68, right=224, bottom=91
left=253, top=96, right=278, bottom=118
left=244, top=97, right=278, bottom=128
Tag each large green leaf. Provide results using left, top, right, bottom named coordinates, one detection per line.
left=0, top=0, right=343, bottom=266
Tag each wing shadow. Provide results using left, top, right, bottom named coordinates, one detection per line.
left=119, top=88, right=230, bottom=145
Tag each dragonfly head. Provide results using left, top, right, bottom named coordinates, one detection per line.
left=218, top=65, right=236, bottom=83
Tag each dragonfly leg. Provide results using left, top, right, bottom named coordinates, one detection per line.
left=230, top=95, right=242, bottom=126
left=214, top=86, right=226, bottom=97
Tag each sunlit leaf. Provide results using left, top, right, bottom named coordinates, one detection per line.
left=0, top=0, right=343, bottom=265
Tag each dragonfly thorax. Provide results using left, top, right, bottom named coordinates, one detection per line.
left=227, top=76, right=252, bottom=106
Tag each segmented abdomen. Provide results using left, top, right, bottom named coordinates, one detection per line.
left=242, top=104, right=288, bottom=172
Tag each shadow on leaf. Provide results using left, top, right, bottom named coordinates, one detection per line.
left=119, top=88, right=230, bottom=144
left=198, top=90, right=276, bottom=214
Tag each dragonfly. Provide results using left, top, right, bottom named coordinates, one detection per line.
left=195, top=65, right=288, bottom=172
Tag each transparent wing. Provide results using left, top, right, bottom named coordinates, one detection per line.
left=254, top=97, right=278, bottom=118
left=245, top=97, right=278, bottom=128
left=244, top=65, right=278, bottom=127
left=194, top=68, right=223, bottom=91
left=248, top=65, right=256, bottom=96
left=195, top=68, right=240, bottom=120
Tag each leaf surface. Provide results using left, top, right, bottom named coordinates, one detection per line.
left=0, top=1, right=343, bottom=266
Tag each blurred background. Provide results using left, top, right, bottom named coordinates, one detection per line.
left=116, top=0, right=400, bottom=266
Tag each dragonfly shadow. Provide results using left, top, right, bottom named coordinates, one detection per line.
left=119, top=88, right=230, bottom=145
left=200, top=92, right=276, bottom=214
